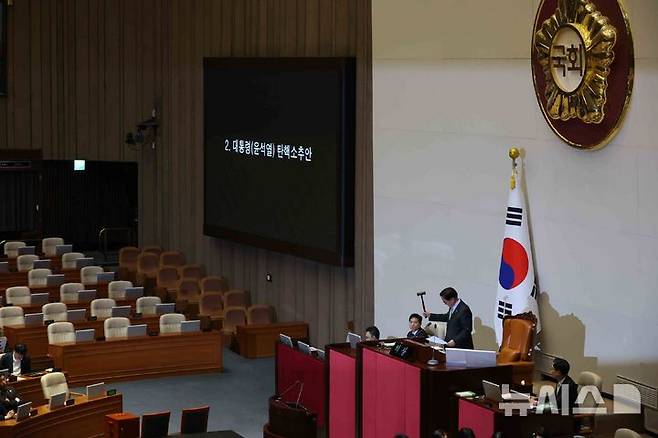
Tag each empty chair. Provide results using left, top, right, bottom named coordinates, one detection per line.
left=28, top=268, right=52, bottom=287
left=223, top=289, right=249, bottom=308
left=180, top=406, right=210, bottom=434
left=91, top=298, right=117, bottom=320
left=136, top=296, right=162, bottom=316
left=81, top=266, right=104, bottom=285
left=614, top=429, right=642, bottom=438
left=221, top=307, right=247, bottom=335
left=3, top=241, right=26, bottom=259
left=200, top=276, right=229, bottom=295
left=178, top=264, right=206, bottom=281
left=5, top=287, right=31, bottom=306
left=142, top=246, right=163, bottom=256
left=47, top=322, right=75, bottom=344
left=0, top=307, right=25, bottom=329
left=60, top=282, right=84, bottom=303
left=43, top=303, right=68, bottom=322
left=157, top=267, right=179, bottom=289
left=61, top=252, right=85, bottom=270
left=104, top=317, right=130, bottom=339
left=17, top=254, right=39, bottom=272
left=177, top=279, right=201, bottom=303
left=247, top=305, right=274, bottom=325
left=159, top=313, right=186, bottom=334
left=108, top=280, right=133, bottom=300
left=199, top=293, right=223, bottom=320
left=119, top=246, right=140, bottom=271
left=137, top=253, right=160, bottom=280
left=42, top=237, right=65, bottom=257
left=159, top=251, right=185, bottom=268
left=40, top=372, right=69, bottom=399
left=141, top=411, right=171, bottom=438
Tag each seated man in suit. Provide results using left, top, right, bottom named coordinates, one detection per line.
left=0, top=344, right=31, bottom=377
left=407, top=313, right=427, bottom=339
left=423, top=287, right=474, bottom=349
left=0, top=375, right=21, bottom=420
left=552, top=357, right=578, bottom=414
left=364, top=326, right=380, bottom=341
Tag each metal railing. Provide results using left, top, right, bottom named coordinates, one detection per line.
left=98, top=227, right=135, bottom=261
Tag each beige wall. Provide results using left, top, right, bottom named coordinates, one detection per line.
left=373, top=0, right=658, bottom=392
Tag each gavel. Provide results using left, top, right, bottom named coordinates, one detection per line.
left=417, top=291, right=427, bottom=313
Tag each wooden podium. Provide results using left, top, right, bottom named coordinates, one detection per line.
left=105, top=412, right=140, bottom=438
left=263, top=396, right=316, bottom=438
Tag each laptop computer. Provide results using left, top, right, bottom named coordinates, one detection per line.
left=49, top=391, right=67, bottom=409
left=347, top=332, right=362, bottom=349
left=483, top=380, right=504, bottom=402
left=124, top=287, right=144, bottom=300
left=75, top=329, right=95, bottom=343
left=111, top=306, right=131, bottom=318
left=75, top=257, right=94, bottom=269
left=46, top=274, right=65, bottom=287
left=77, top=290, right=97, bottom=302
left=17, top=246, right=35, bottom=256
left=86, top=382, right=105, bottom=399
left=67, top=309, right=86, bottom=322
left=297, top=342, right=312, bottom=355
left=30, top=293, right=49, bottom=306
left=0, top=262, right=8, bottom=273
left=33, top=259, right=51, bottom=269
left=180, top=320, right=201, bottom=333
left=155, top=303, right=175, bottom=315
left=96, top=272, right=115, bottom=283
left=127, top=324, right=147, bottom=338
left=24, top=313, right=44, bottom=326
left=0, top=337, right=6, bottom=353
left=16, top=402, right=32, bottom=421
left=55, top=244, right=73, bottom=256
left=316, top=349, right=326, bottom=361
left=279, top=334, right=293, bottom=348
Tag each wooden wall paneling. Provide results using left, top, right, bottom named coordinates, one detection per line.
left=12, top=0, right=30, bottom=150
left=303, top=0, right=319, bottom=56
left=41, top=0, right=55, bottom=155
left=75, top=0, right=89, bottom=158
left=29, top=0, right=42, bottom=150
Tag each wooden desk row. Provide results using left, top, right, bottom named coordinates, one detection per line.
left=49, top=331, right=223, bottom=386
left=0, top=394, right=123, bottom=438
left=4, top=316, right=162, bottom=365
left=1, top=283, right=111, bottom=302
left=0, top=255, right=64, bottom=274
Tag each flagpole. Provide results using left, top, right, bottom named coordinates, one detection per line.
left=509, top=147, right=520, bottom=190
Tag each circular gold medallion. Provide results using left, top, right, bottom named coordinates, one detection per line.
left=532, top=0, right=634, bottom=150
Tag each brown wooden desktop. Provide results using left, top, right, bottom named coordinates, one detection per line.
left=48, top=330, right=223, bottom=386
left=236, top=322, right=309, bottom=358
left=3, top=316, right=161, bottom=368
left=359, top=339, right=514, bottom=438
left=0, top=393, right=122, bottom=438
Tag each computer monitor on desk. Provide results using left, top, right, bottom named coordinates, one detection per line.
left=180, top=320, right=200, bottom=333
left=0, top=262, right=8, bottom=273
left=46, top=274, right=65, bottom=287
left=77, top=290, right=97, bottom=302
left=16, top=402, right=32, bottom=421
left=279, top=334, right=293, bottom=348
left=55, top=245, right=73, bottom=256
left=75, top=258, right=94, bottom=269
left=127, top=324, right=147, bottom=337
left=347, top=332, right=361, bottom=349
left=75, top=329, right=95, bottom=343
left=67, top=309, right=86, bottom=322
left=156, top=303, right=175, bottom=315
left=33, top=260, right=51, bottom=269
left=30, top=293, right=49, bottom=306
left=124, top=287, right=144, bottom=300
left=111, top=306, right=131, bottom=318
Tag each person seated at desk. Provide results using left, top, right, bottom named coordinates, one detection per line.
left=0, top=344, right=32, bottom=377
left=0, top=375, right=21, bottom=420
left=364, top=326, right=380, bottom=341
left=423, top=287, right=474, bottom=349
left=407, top=313, right=427, bottom=339
left=552, top=357, right=578, bottom=414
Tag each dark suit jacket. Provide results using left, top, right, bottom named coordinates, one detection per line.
left=0, top=352, right=31, bottom=376
left=406, top=328, right=428, bottom=339
left=428, top=300, right=474, bottom=349
left=555, top=375, right=578, bottom=414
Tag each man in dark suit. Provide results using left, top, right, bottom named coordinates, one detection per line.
left=552, top=357, right=578, bottom=414
left=0, top=344, right=31, bottom=377
left=423, top=287, right=474, bottom=349
left=406, top=313, right=428, bottom=339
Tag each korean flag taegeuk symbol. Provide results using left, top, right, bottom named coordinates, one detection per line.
left=499, top=238, right=529, bottom=290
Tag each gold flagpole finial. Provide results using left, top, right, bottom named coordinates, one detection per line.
left=509, top=148, right=520, bottom=190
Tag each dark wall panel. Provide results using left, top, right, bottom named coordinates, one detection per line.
left=0, top=0, right=373, bottom=346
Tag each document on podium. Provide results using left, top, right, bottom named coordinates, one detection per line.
left=428, top=336, right=447, bottom=346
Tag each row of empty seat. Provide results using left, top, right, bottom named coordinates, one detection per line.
left=46, top=313, right=190, bottom=343
left=3, top=238, right=66, bottom=258
left=6, top=280, right=137, bottom=305
left=17, top=266, right=110, bottom=287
